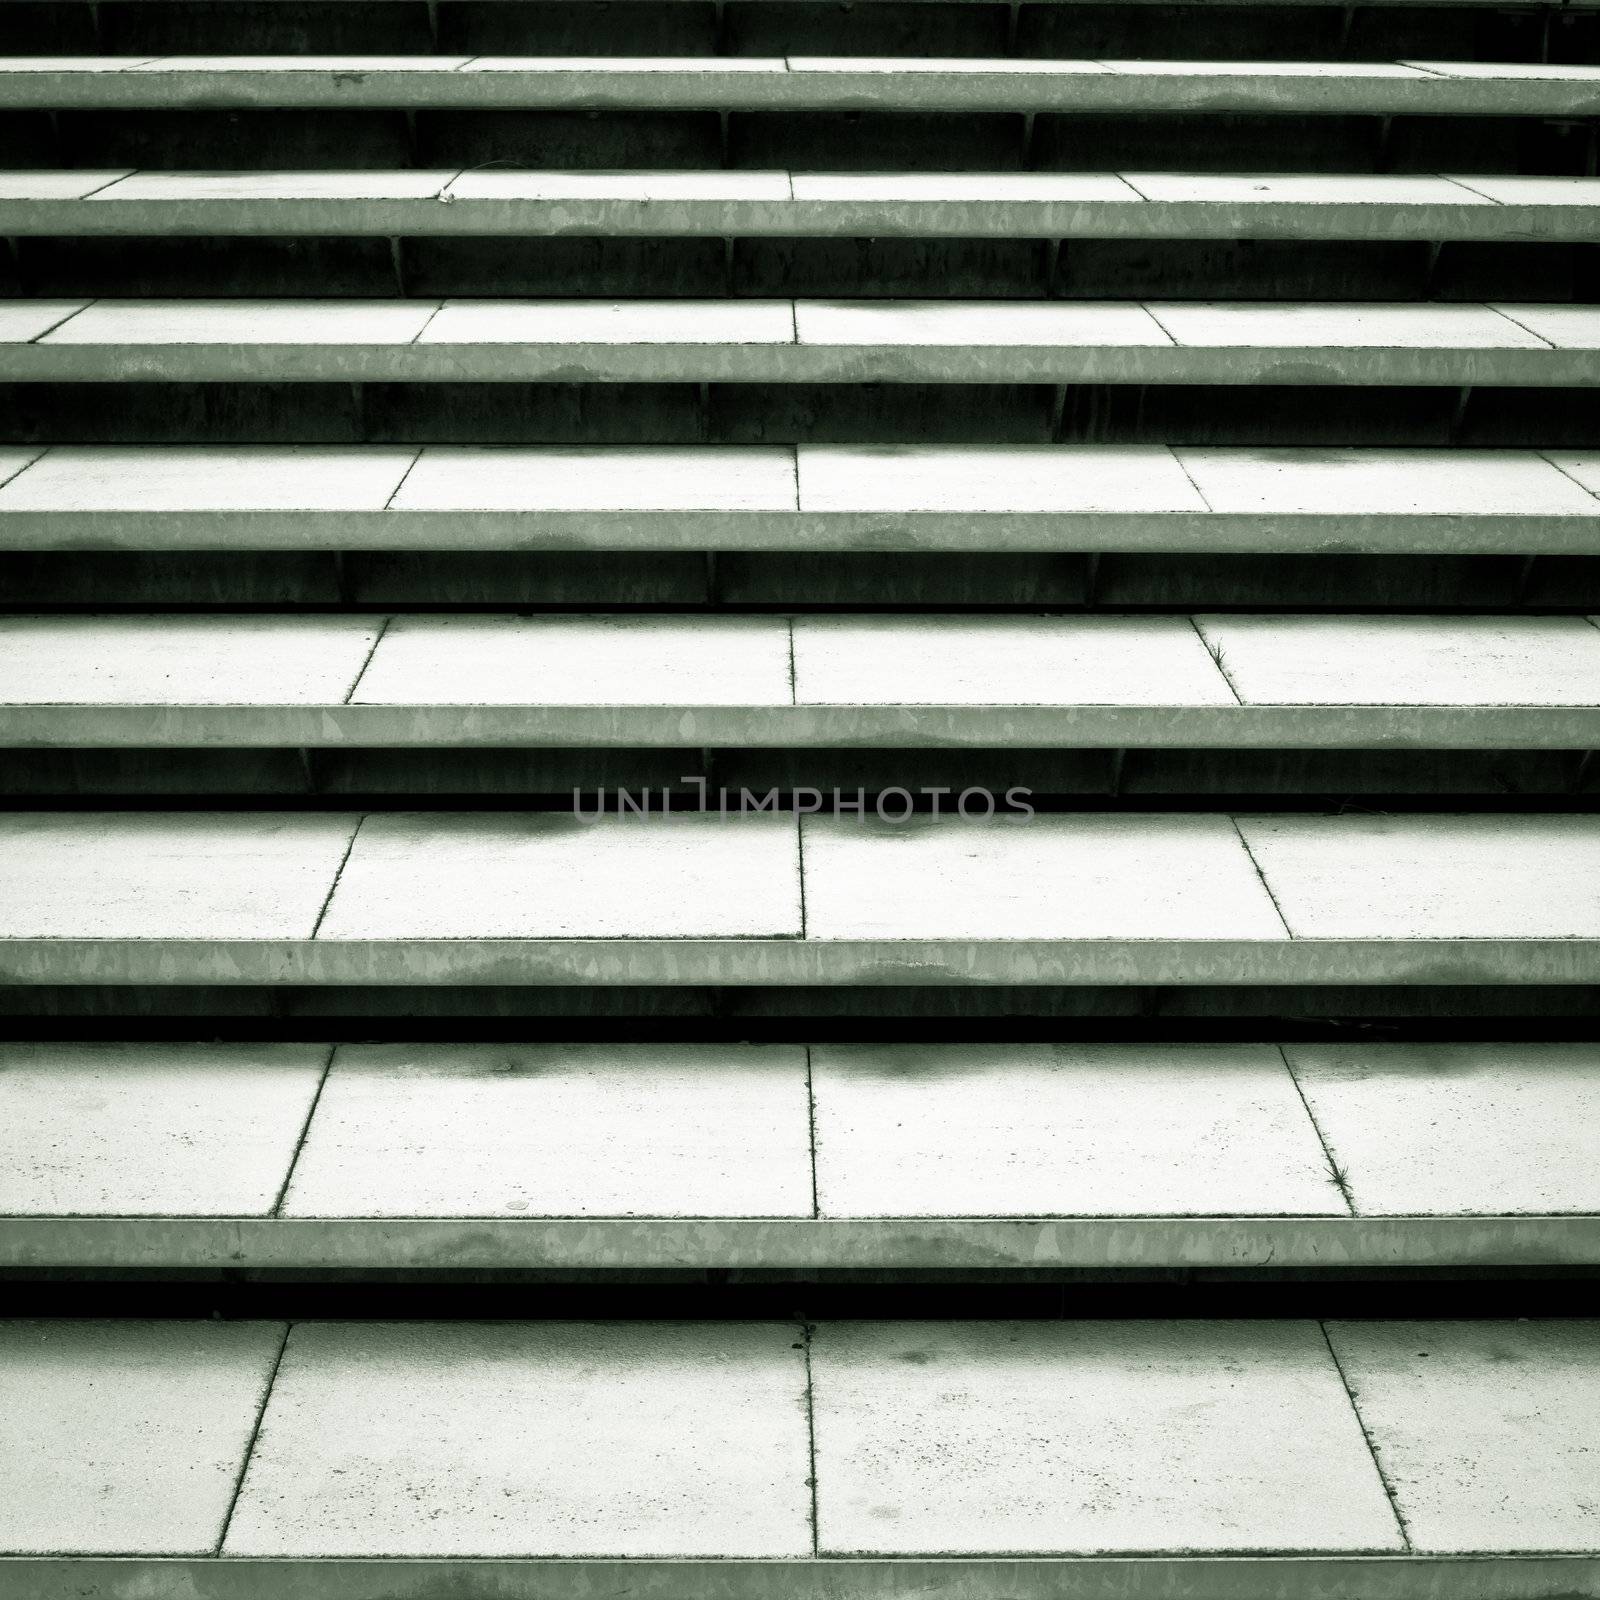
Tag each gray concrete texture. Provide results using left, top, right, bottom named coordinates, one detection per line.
left=4, top=1319, right=1599, bottom=1557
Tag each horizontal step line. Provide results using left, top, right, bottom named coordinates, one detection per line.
left=5, top=57, right=1600, bottom=114
left=5, top=171, right=1599, bottom=240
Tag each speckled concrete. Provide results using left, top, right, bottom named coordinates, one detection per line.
left=315, top=812, right=802, bottom=939
left=281, top=1044, right=811, bottom=1217
left=0, top=812, right=358, bottom=939
left=0, top=1043, right=324, bottom=1216
left=419, top=298, right=794, bottom=344
left=222, top=1322, right=811, bottom=1556
left=42, top=299, right=438, bottom=344
left=0, top=615, right=381, bottom=703
left=0, top=1319, right=284, bottom=1553
left=791, top=616, right=1234, bottom=705
left=1175, top=448, right=1600, bottom=515
left=802, top=814, right=1287, bottom=940
left=1237, top=815, right=1600, bottom=938
left=797, top=445, right=1204, bottom=513
left=811, top=1044, right=1342, bottom=1217
left=393, top=447, right=796, bottom=511
left=0, top=302, right=85, bottom=341
left=0, top=446, right=416, bottom=510
left=1288, top=1044, right=1600, bottom=1215
left=810, top=1321, right=1403, bottom=1554
left=1193, top=615, right=1600, bottom=705
left=351, top=615, right=793, bottom=706
left=1327, top=1321, right=1600, bottom=1552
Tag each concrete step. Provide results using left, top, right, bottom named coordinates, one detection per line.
left=8, top=56, right=1600, bottom=115
left=3, top=809, right=1600, bottom=985
left=1, top=1041, right=1597, bottom=1269
left=2, top=1317, right=1598, bottom=1586
left=6, top=298, right=1598, bottom=386
left=5, top=613, right=1600, bottom=750
left=5, top=169, right=1599, bottom=240
left=3, top=445, right=1597, bottom=552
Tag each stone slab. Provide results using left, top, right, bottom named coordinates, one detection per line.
left=223, top=1322, right=811, bottom=1556
left=801, top=814, right=1288, bottom=940
left=0, top=447, right=416, bottom=511
left=42, top=300, right=439, bottom=344
left=0, top=615, right=381, bottom=703
left=0, top=1043, right=325, bottom=1216
left=1450, top=175, right=1600, bottom=205
left=445, top=170, right=790, bottom=200
left=1288, top=1043, right=1600, bottom=1216
left=1327, top=1321, right=1600, bottom=1552
left=0, top=171, right=131, bottom=199
left=1123, top=173, right=1490, bottom=205
left=1553, top=456, right=1600, bottom=495
left=393, top=447, right=796, bottom=511
left=794, top=300, right=1170, bottom=346
left=0, top=812, right=358, bottom=939
left=92, top=170, right=453, bottom=200
left=316, top=812, right=801, bottom=939
left=0, top=1320, right=284, bottom=1554
left=797, top=445, right=1205, bottom=513
left=1175, top=448, right=1600, bottom=515
left=281, top=1043, right=811, bottom=1217
left=1238, top=815, right=1600, bottom=938
left=810, top=1321, right=1403, bottom=1554
left=351, top=615, right=792, bottom=706
left=811, top=1043, right=1342, bottom=1217
left=1192, top=615, right=1600, bottom=704
left=791, top=172, right=1140, bottom=202
left=1496, top=304, right=1600, bottom=348
left=1147, top=302, right=1545, bottom=348
left=1404, top=61, right=1600, bottom=80
left=0, top=303, right=87, bottom=342
left=420, top=299, right=793, bottom=344
left=791, top=616, right=1232, bottom=705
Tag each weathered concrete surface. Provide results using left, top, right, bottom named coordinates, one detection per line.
left=0, top=1042, right=324, bottom=1216
left=351, top=615, right=793, bottom=706
left=420, top=298, right=794, bottom=345
left=281, top=1043, right=812, bottom=1217
left=223, top=1322, right=811, bottom=1556
left=798, top=445, right=1204, bottom=513
left=0, top=812, right=358, bottom=939
left=392, top=447, right=796, bottom=511
left=1175, top=449, right=1600, bottom=516
left=1237, top=815, right=1600, bottom=939
left=810, top=1321, right=1404, bottom=1553
left=43, top=299, right=437, bottom=344
left=10, top=58, right=1600, bottom=115
left=1193, top=616, right=1600, bottom=706
left=1289, top=1044, right=1600, bottom=1216
left=316, top=812, right=802, bottom=939
left=0, top=1319, right=284, bottom=1553
left=0, top=446, right=416, bottom=511
left=7, top=171, right=1598, bottom=240
left=791, top=615, right=1233, bottom=705
left=0, top=615, right=381, bottom=704
left=1327, top=1322, right=1600, bottom=1553
left=801, top=814, right=1288, bottom=941
left=811, top=1043, right=1342, bottom=1216
left=0, top=302, right=85, bottom=341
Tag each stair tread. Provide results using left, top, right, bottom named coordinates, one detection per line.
left=2, top=1041, right=1597, bottom=1226
left=6, top=55, right=1600, bottom=114
left=3, top=1317, right=1597, bottom=1559
left=9, top=298, right=1599, bottom=384
left=7, top=169, right=1598, bottom=241
left=6, top=614, right=1600, bottom=712
left=3, top=812, right=1600, bottom=964
left=3, top=445, right=1595, bottom=515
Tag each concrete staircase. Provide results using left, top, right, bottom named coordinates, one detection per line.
left=2, top=0, right=1600, bottom=1593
